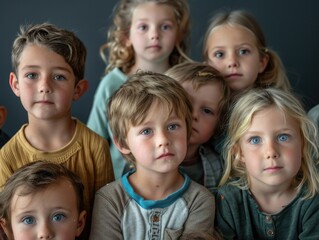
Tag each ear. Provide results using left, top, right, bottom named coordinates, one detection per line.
left=9, top=72, right=20, bottom=97
left=0, top=106, right=7, bottom=129
left=75, top=210, right=87, bottom=237
left=232, top=144, right=245, bottom=162
left=0, top=219, right=11, bottom=239
left=258, top=54, right=270, bottom=73
left=73, top=79, right=88, bottom=101
left=113, top=137, right=131, bottom=155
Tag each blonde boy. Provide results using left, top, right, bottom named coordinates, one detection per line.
left=90, top=72, right=215, bottom=239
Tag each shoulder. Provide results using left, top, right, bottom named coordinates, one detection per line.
left=75, top=120, right=108, bottom=143
left=95, top=180, right=129, bottom=205
left=94, top=68, right=128, bottom=96
left=216, top=184, right=247, bottom=204
left=183, top=180, right=215, bottom=204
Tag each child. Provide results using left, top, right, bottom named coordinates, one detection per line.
left=87, top=0, right=191, bottom=179
left=215, top=87, right=319, bottom=239
left=0, top=105, right=10, bottom=148
left=0, top=161, right=86, bottom=240
left=165, top=62, right=229, bottom=193
left=203, top=9, right=291, bottom=94
left=89, top=72, right=215, bottom=239
left=0, top=23, right=114, bottom=239
left=203, top=9, right=292, bottom=157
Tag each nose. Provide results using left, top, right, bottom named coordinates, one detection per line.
left=157, top=130, right=170, bottom=147
left=227, top=53, right=239, bottom=68
left=265, top=140, right=279, bottom=159
left=192, top=111, right=198, bottom=122
left=150, top=27, right=160, bottom=40
left=39, top=77, right=52, bottom=94
left=37, top=222, right=53, bottom=239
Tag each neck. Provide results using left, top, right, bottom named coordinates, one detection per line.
left=128, top=60, right=170, bottom=75
left=129, top=170, right=184, bottom=200
left=249, top=182, right=297, bottom=214
left=182, top=144, right=200, bottom=165
left=25, top=117, right=76, bottom=151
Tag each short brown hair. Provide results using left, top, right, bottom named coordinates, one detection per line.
left=107, top=71, right=192, bottom=164
left=0, top=160, right=85, bottom=231
left=11, top=22, right=86, bottom=84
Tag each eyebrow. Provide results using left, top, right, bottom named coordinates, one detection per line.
left=20, top=65, right=72, bottom=73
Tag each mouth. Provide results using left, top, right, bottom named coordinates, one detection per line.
left=264, top=166, right=283, bottom=172
left=225, top=73, right=242, bottom=79
left=35, top=100, right=53, bottom=104
left=157, top=152, right=174, bottom=159
left=147, top=45, right=161, bottom=50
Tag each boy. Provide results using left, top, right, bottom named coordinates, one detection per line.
left=0, top=23, right=114, bottom=239
left=89, top=72, right=215, bottom=239
left=0, top=105, right=10, bottom=148
left=0, top=161, right=87, bottom=240
left=165, top=62, right=229, bottom=193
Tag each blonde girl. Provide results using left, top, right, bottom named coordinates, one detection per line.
left=87, top=0, right=191, bottom=179
left=203, top=10, right=291, bottom=93
left=216, top=87, right=319, bottom=239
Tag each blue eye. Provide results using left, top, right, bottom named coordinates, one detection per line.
left=141, top=128, right=152, bottom=135
left=52, top=213, right=65, bottom=222
left=214, top=51, right=223, bottom=58
left=278, top=134, right=289, bottom=142
left=168, top=123, right=179, bottom=131
left=53, top=75, right=66, bottom=81
left=249, top=136, right=261, bottom=145
left=26, top=73, right=38, bottom=79
left=22, top=216, right=35, bottom=225
left=239, top=49, right=250, bottom=55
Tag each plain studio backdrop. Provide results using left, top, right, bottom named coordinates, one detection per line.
left=1, top=0, right=318, bottom=136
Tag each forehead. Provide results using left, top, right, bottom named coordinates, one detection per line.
left=249, top=106, right=299, bottom=130
left=131, top=2, right=176, bottom=22
left=181, top=81, right=223, bottom=101
left=10, top=178, right=78, bottom=214
left=208, top=24, right=257, bottom=47
left=17, top=44, right=72, bottom=73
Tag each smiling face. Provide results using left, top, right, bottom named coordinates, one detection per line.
left=238, top=106, right=302, bottom=192
left=127, top=2, right=178, bottom=67
left=117, top=100, right=187, bottom=175
left=205, top=25, right=268, bottom=92
left=7, top=178, right=86, bottom=240
left=9, top=44, right=87, bottom=123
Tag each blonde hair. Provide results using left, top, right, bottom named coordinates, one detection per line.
left=107, top=71, right=192, bottom=164
left=165, top=61, right=230, bottom=135
left=101, top=0, right=191, bottom=74
left=220, top=87, right=319, bottom=199
left=203, top=10, right=291, bottom=93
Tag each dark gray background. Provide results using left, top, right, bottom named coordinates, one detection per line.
left=1, top=1, right=319, bottom=136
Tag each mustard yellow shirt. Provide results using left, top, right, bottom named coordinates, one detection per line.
left=0, top=119, right=114, bottom=239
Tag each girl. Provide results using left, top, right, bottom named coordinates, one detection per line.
left=203, top=10, right=291, bottom=93
left=216, top=87, right=319, bottom=239
left=87, top=0, right=191, bottom=179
